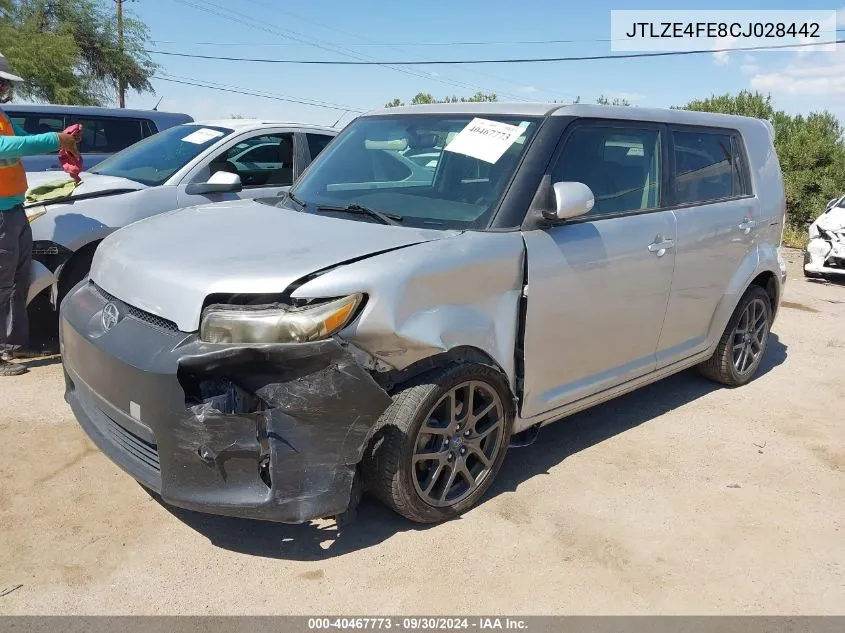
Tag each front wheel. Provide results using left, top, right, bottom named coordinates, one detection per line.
left=698, top=285, right=772, bottom=387
left=362, top=364, right=513, bottom=523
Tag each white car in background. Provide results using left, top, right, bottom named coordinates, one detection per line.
left=25, top=119, right=338, bottom=346
left=804, top=195, right=845, bottom=279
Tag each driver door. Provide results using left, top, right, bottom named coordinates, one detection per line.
left=176, top=130, right=302, bottom=208
left=520, top=119, right=677, bottom=419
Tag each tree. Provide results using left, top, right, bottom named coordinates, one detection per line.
left=678, top=90, right=845, bottom=229
left=0, top=0, right=157, bottom=106
left=385, top=91, right=498, bottom=108
left=596, top=95, right=631, bottom=106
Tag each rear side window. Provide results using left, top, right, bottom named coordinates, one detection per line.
left=306, top=133, right=334, bottom=160
left=552, top=124, right=662, bottom=217
left=68, top=117, right=145, bottom=154
left=672, top=130, right=749, bottom=205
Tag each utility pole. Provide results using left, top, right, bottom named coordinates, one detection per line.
left=117, top=0, right=125, bottom=108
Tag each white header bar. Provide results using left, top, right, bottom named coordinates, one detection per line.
left=610, top=10, right=837, bottom=52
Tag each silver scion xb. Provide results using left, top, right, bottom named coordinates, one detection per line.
left=59, top=103, right=788, bottom=524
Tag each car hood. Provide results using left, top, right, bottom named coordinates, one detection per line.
left=91, top=199, right=454, bottom=332
left=25, top=171, right=146, bottom=201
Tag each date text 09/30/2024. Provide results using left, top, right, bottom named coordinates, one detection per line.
left=307, top=618, right=529, bottom=631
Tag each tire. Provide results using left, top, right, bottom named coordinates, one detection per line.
left=698, top=285, right=772, bottom=387
left=362, top=363, right=514, bottom=523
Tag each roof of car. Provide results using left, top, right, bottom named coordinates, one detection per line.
left=362, top=102, right=770, bottom=130
left=2, top=103, right=191, bottom=121
left=191, top=118, right=338, bottom=133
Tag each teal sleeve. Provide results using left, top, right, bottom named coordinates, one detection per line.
left=0, top=131, right=60, bottom=159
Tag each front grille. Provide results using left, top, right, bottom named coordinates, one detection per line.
left=104, top=415, right=160, bottom=473
left=90, top=282, right=180, bottom=332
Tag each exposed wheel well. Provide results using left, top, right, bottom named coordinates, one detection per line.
left=373, top=346, right=517, bottom=402
left=58, top=240, right=101, bottom=296
left=749, top=271, right=779, bottom=321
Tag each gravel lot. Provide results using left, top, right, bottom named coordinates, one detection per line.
left=1, top=248, right=843, bottom=615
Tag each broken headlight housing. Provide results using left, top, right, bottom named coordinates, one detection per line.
left=199, top=293, right=363, bottom=344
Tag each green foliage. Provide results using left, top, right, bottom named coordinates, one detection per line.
left=0, top=0, right=157, bottom=106
left=679, top=90, right=845, bottom=229
left=385, top=91, right=498, bottom=108
left=596, top=95, right=631, bottom=106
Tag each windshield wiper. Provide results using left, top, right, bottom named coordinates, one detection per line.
left=286, top=190, right=307, bottom=209
left=316, top=203, right=404, bottom=226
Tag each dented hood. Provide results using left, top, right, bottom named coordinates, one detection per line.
left=90, top=199, right=450, bottom=332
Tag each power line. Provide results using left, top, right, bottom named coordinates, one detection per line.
left=153, top=74, right=366, bottom=114
left=237, top=0, right=579, bottom=101
left=146, top=38, right=845, bottom=65
left=149, top=28, right=845, bottom=49
left=170, top=0, right=533, bottom=101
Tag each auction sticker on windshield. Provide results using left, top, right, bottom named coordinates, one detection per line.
left=182, top=128, right=225, bottom=145
left=444, top=118, right=526, bottom=164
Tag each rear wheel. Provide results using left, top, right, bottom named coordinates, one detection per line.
left=363, top=364, right=513, bottom=523
left=698, top=285, right=772, bottom=386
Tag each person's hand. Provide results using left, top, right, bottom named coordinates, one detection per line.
left=68, top=125, right=83, bottom=142
left=57, top=132, right=79, bottom=157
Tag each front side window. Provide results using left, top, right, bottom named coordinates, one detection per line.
left=287, top=114, right=540, bottom=229
left=89, top=124, right=233, bottom=186
left=206, top=133, right=294, bottom=188
left=552, top=125, right=662, bottom=217
left=673, top=130, right=746, bottom=205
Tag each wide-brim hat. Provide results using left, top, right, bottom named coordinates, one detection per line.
left=0, top=54, right=24, bottom=82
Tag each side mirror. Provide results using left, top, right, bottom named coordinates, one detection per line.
left=545, top=181, right=595, bottom=221
left=185, top=170, right=243, bottom=195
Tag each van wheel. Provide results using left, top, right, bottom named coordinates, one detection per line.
left=362, top=364, right=513, bottom=523
left=698, top=286, right=772, bottom=387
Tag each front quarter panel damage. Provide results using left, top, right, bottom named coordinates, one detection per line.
left=290, top=231, right=527, bottom=390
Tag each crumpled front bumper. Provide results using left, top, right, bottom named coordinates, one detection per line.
left=60, top=281, right=393, bottom=524
left=804, top=237, right=845, bottom=276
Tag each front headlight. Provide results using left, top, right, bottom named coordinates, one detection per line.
left=199, top=293, right=363, bottom=344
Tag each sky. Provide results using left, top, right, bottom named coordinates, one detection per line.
left=124, top=0, right=845, bottom=128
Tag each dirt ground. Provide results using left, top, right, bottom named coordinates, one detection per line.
left=0, top=248, right=843, bottom=615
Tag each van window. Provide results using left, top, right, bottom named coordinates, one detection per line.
left=7, top=113, right=65, bottom=135
left=672, top=130, right=747, bottom=204
left=68, top=117, right=145, bottom=154
left=552, top=124, right=662, bottom=217
left=306, top=133, right=334, bottom=160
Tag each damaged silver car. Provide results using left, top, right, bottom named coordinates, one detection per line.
left=804, top=196, right=845, bottom=279
left=59, top=103, right=788, bottom=524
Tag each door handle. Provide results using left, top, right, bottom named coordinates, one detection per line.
left=648, top=236, right=675, bottom=257
left=738, top=218, right=757, bottom=234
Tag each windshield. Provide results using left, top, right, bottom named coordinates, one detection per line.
left=287, top=114, right=541, bottom=229
left=89, top=124, right=233, bottom=186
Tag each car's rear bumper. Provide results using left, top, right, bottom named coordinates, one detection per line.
left=60, top=281, right=393, bottom=524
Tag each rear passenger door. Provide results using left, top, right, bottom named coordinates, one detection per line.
left=655, top=127, right=757, bottom=367
left=520, top=119, right=678, bottom=419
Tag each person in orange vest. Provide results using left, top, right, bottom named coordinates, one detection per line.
left=0, top=53, right=80, bottom=376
